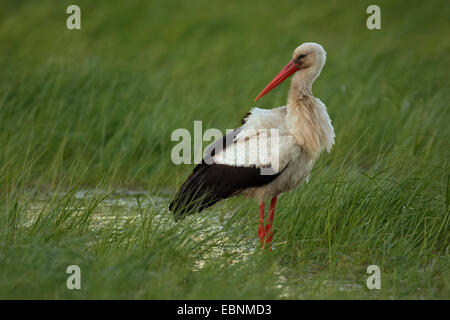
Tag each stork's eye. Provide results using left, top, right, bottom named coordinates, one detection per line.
left=295, top=54, right=307, bottom=64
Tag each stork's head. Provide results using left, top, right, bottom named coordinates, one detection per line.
left=255, top=42, right=326, bottom=101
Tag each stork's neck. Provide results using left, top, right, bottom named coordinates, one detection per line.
left=286, top=72, right=335, bottom=157
left=288, top=71, right=314, bottom=98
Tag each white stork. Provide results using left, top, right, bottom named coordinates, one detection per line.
left=169, top=42, right=335, bottom=249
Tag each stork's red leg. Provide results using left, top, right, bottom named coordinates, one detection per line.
left=258, top=202, right=265, bottom=247
left=265, top=196, right=278, bottom=249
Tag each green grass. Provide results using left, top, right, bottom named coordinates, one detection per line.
left=0, top=0, right=449, bottom=299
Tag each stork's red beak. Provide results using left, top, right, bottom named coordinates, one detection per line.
left=255, top=59, right=300, bottom=101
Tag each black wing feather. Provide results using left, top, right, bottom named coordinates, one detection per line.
left=169, top=128, right=283, bottom=220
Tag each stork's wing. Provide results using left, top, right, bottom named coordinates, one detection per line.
left=169, top=106, right=300, bottom=219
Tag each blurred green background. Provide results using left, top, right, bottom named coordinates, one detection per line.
left=0, top=0, right=448, bottom=299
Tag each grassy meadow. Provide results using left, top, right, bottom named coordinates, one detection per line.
left=0, top=0, right=449, bottom=299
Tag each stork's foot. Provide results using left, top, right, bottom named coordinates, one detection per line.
left=258, top=224, right=266, bottom=247
left=264, top=224, right=273, bottom=250
left=258, top=197, right=277, bottom=251
left=258, top=227, right=272, bottom=250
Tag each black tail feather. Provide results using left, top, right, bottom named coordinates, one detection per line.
left=169, top=164, right=223, bottom=221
